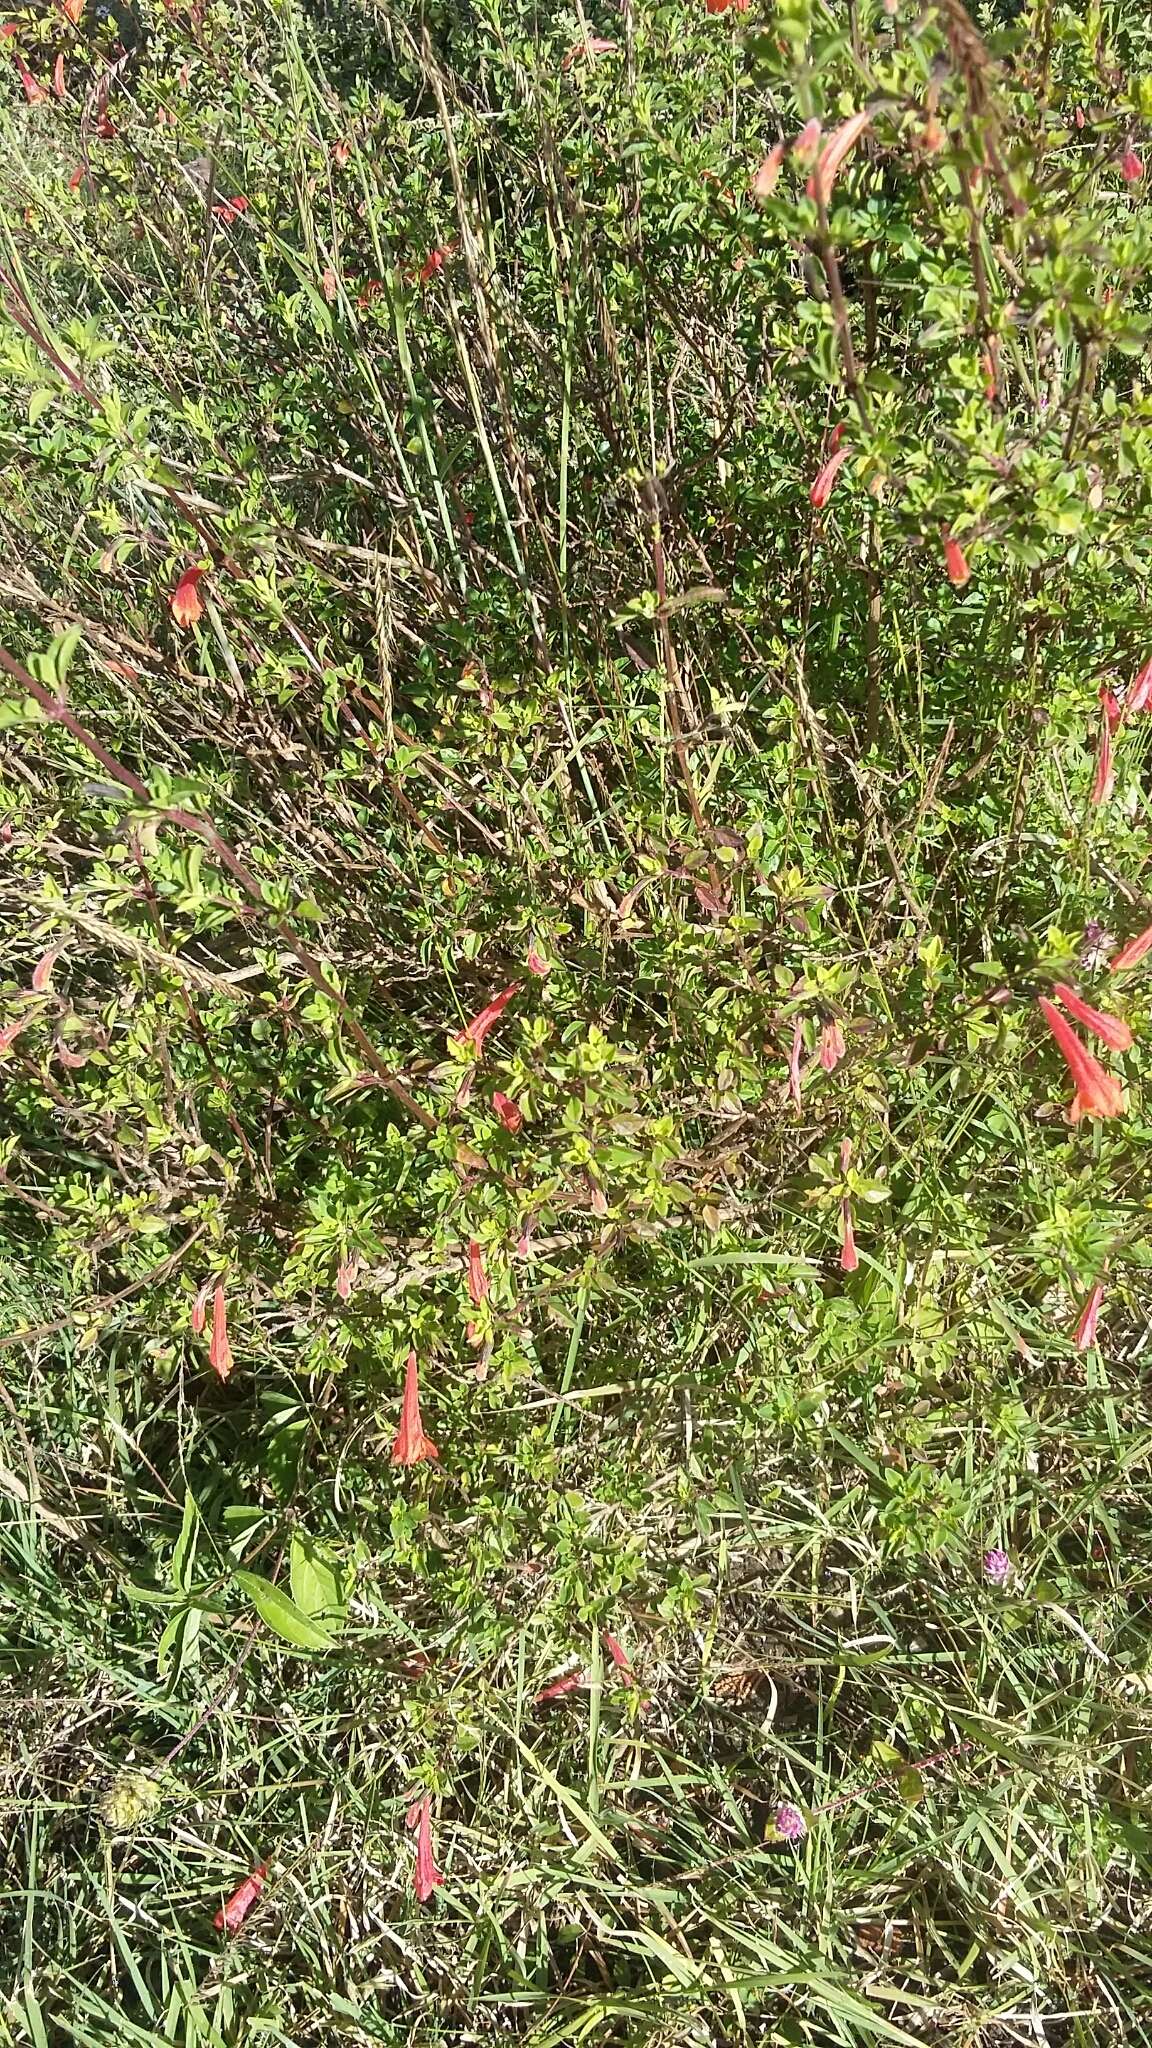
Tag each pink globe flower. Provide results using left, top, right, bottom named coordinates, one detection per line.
left=983, top=1547, right=1010, bottom=1586
left=775, top=1802, right=807, bottom=1841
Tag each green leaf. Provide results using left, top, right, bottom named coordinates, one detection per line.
left=289, top=1532, right=349, bottom=1627
left=171, top=1489, right=198, bottom=1593
left=233, top=1568, right=337, bottom=1651
left=28, top=386, right=55, bottom=427
left=897, top=1768, right=925, bottom=1806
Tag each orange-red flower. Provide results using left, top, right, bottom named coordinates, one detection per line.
left=1051, top=981, right=1132, bottom=1053
left=68, top=163, right=85, bottom=190
left=806, top=109, right=871, bottom=207
left=604, top=1631, right=634, bottom=1685
left=704, top=0, right=749, bottom=14
left=15, top=52, right=45, bottom=102
left=1128, top=657, right=1152, bottom=713
left=1090, top=710, right=1114, bottom=804
left=750, top=141, right=785, bottom=200
left=61, top=0, right=84, bottom=22
left=391, top=1351, right=438, bottom=1465
left=1110, top=924, right=1152, bottom=973
left=1098, top=684, right=1123, bottom=733
left=809, top=441, right=851, bottom=509
left=1073, top=1280, right=1105, bottom=1352
left=456, top=982, right=520, bottom=1054
left=212, top=195, right=249, bottom=224
left=214, top=1861, right=267, bottom=1934
left=405, top=1794, right=443, bottom=1902
left=1121, top=149, right=1144, bottom=183
left=170, top=565, right=206, bottom=628
left=1038, top=997, right=1124, bottom=1123
left=467, top=1239, right=488, bottom=1307
left=209, top=1285, right=233, bottom=1380
left=492, top=1090, right=522, bottom=1133
left=418, top=244, right=455, bottom=284
left=51, top=53, right=65, bottom=98
left=942, top=530, right=970, bottom=586
left=536, top=1669, right=585, bottom=1703
left=792, top=117, right=822, bottom=165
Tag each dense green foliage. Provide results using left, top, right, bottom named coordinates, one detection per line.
left=3, top=0, right=1152, bottom=2039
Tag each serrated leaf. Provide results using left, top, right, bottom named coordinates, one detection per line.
left=234, top=1568, right=336, bottom=1651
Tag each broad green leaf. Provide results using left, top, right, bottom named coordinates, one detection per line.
left=289, top=1532, right=349, bottom=1627
left=233, top=1569, right=336, bottom=1651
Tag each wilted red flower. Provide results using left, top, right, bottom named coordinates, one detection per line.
left=1127, top=657, right=1152, bottom=713
left=750, top=141, right=786, bottom=200
left=787, top=1017, right=804, bottom=1111
left=1110, top=924, right=1152, bottom=973
left=1090, top=711, right=1114, bottom=805
left=391, top=1351, right=439, bottom=1466
left=170, top=565, right=205, bottom=629
left=1098, top=684, right=1123, bottom=733
left=1038, top=997, right=1124, bottom=1123
left=209, top=1285, right=233, bottom=1381
left=405, top=1794, right=443, bottom=1902
left=492, top=1090, right=523, bottom=1133
left=536, top=1669, right=585, bottom=1703
left=809, top=441, right=851, bottom=509
left=456, top=982, right=520, bottom=1054
left=526, top=942, right=550, bottom=976
left=51, top=53, right=65, bottom=98
left=942, top=530, right=970, bottom=586
left=806, top=109, right=871, bottom=207
left=214, top=1861, right=267, bottom=1934
left=1121, top=149, right=1144, bottom=183
left=1073, top=1280, right=1105, bottom=1352
left=1051, top=981, right=1133, bottom=1053
left=817, top=1018, right=846, bottom=1072
left=30, top=947, right=59, bottom=992
left=792, top=117, right=822, bottom=165
left=467, top=1239, right=488, bottom=1307
left=190, top=1283, right=210, bottom=1335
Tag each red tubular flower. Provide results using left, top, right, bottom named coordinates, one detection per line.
left=1090, top=712, right=1114, bottom=805
left=214, top=1861, right=267, bottom=1934
left=942, top=530, right=970, bottom=586
left=418, top=244, right=455, bottom=283
left=1038, top=997, right=1124, bottom=1123
left=456, top=982, right=520, bottom=1054
left=492, top=1090, right=523, bottom=1133
left=839, top=1198, right=858, bottom=1272
left=1051, top=982, right=1133, bottom=1053
left=1110, top=924, right=1152, bottom=973
left=336, top=1252, right=359, bottom=1301
left=526, top=942, right=550, bottom=977
left=818, top=1019, right=846, bottom=1072
left=806, top=109, right=871, bottom=207
left=1098, top=684, right=1123, bottom=733
left=535, top=1670, right=585, bottom=1703
left=68, top=163, right=85, bottom=189
left=391, top=1351, right=439, bottom=1466
left=405, top=1795, right=443, bottom=1903
left=604, top=1631, right=634, bottom=1685
left=809, top=442, right=851, bottom=509
left=31, top=947, right=58, bottom=992
left=1073, top=1280, right=1105, bottom=1352
left=467, top=1239, right=488, bottom=1306
left=209, top=1285, right=232, bottom=1381
left=15, top=53, right=45, bottom=102
left=51, top=53, right=65, bottom=98
left=212, top=195, right=249, bottom=224
left=750, top=141, right=786, bottom=200
left=1121, top=149, right=1144, bottom=183
left=170, top=565, right=205, bottom=629
left=1127, top=657, right=1152, bottom=713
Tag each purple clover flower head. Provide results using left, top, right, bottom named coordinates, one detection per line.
left=983, top=1547, right=1011, bottom=1586
left=775, top=1802, right=807, bottom=1842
